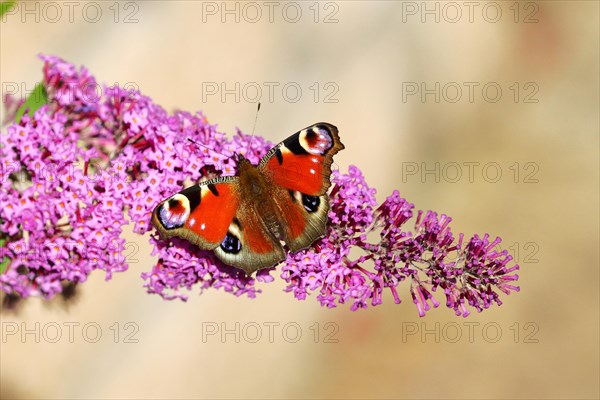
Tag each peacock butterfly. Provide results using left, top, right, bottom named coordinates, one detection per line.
left=151, top=123, right=344, bottom=275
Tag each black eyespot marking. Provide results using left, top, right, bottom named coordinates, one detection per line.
left=302, top=194, right=320, bottom=213
left=220, top=232, right=241, bottom=254
left=275, top=148, right=284, bottom=164
left=208, top=184, right=219, bottom=196
left=168, top=198, right=180, bottom=209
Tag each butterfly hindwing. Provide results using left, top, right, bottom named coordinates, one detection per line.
left=214, top=202, right=286, bottom=275
left=151, top=177, right=240, bottom=250
left=274, top=188, right=330, bottom=252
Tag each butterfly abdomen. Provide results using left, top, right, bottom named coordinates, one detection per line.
left=237, top=158, right=285, bottom=240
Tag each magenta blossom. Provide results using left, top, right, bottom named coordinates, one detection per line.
left=0, top=55, right=519, bottom=316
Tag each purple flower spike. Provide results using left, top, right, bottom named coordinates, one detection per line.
left=1, top=55, right=520, bottom=317
left=280, top=174, right=520, bottom=316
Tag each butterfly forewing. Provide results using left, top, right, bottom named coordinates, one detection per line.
left=151, top=177, right=239, bottom=249
left=259, top=123, right=344, bottom=253
left=259, top=123, right=344, bottom=196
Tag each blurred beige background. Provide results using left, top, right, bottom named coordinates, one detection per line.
left=1, top=1, right=598, bottom=399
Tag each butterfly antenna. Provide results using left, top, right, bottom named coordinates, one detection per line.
left=245, top=102, right=261, bottom=157
left=187, top=138, right=229, bottom=159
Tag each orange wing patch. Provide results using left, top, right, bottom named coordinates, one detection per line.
left=281, top=194, right=308, bottom=241
left=266, top=152, right=325, bottom=196
left=185, top=184, right=239, bottom=244
left=242, top=211, right=278, bottom=254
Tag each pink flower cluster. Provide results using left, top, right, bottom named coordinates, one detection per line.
left=0, top=55, right=520, bottom=316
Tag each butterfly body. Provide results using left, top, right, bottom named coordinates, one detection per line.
left=152, top=123, right=344, bottom=275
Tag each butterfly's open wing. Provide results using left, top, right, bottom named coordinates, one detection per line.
left=152, top=175, right=285, bottom=275
left=259, top=123, right=344, bottom=196
left=151, top=177, right=240, bottom=250
left=259, top=123, right=344, bottom=252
